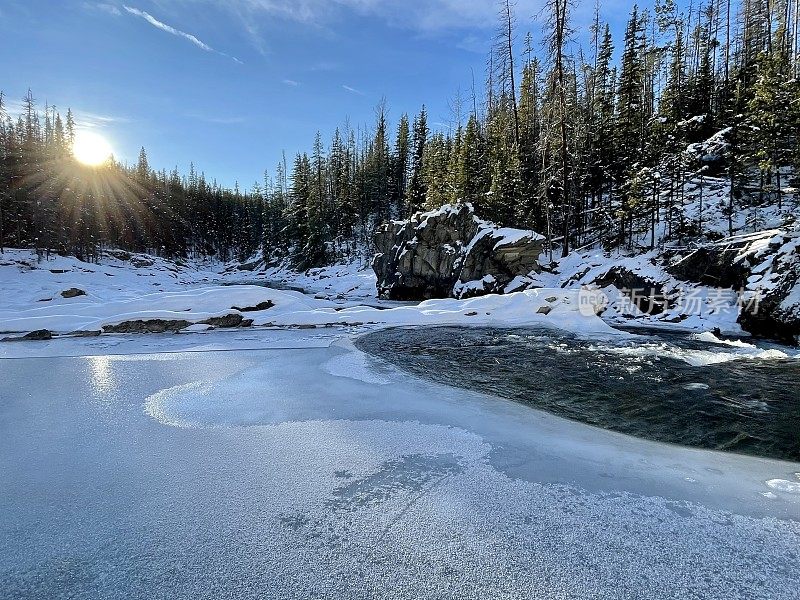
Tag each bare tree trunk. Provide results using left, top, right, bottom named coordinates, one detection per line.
left=699, top=168, right=705, bottom=232
left=551, top=0, right=571, bottom=257
left=499, top=0, right=520, bottom=145
left=651, top=180, right=657, bottom=250
left=725, top=0, right=731, bottom=86
left=792, top=0, right=800, bottom=77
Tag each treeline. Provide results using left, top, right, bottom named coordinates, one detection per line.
left=266, top=0, right=800, bottom=263
left=1, top=0, right=799, bottom=267
left=0, top=91, right=263, bottom=262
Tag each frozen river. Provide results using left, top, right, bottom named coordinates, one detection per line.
left=1, top=328, right=799, bottom=599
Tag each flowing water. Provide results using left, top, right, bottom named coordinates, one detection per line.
left=357, top=327, right=800, bottom=462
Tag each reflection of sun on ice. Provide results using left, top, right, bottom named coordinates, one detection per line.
left=88, top=356, right=116, bottom=395
left=73, top=131, right=113, bottom=166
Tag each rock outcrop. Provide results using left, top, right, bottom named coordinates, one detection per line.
left=373, top=204, right=545, bottom=300
left=668, top=229, right=800, bottom=344
left=593, top=267, right=668, bottom=315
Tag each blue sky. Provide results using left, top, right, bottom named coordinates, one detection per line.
left=0, top=0, right=629, bottom=188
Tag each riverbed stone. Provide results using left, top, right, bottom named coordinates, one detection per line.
left=103, top=319, right=191, bottom=334
left=61, top=288, right=86, bottom=298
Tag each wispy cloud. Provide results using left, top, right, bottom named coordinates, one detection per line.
left=456, top=34, right=489, bottom=54
left=123, top=5, right=243, bottom=63
left=341, top=84, right=364, bottom=96
left=85, top=2, right=122, bottom=16
left=76, top=111, right=131, bottom=129
left=123, top=5, right=213, bottom=50
left=282, top=79, right=300, bottom=87
left=186, top=0, right=547, bottom=32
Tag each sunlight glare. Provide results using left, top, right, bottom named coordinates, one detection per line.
left=73, top=131, right=113, bottom=166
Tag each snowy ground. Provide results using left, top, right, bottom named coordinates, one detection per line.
left=257, top=257, right=379, bottom=300
left=0, top=249, right=618, bottom=339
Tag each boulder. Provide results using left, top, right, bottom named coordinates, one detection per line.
left=373, top=203, right=545, bottom=300
left=24, top=329, right=53, bottom=341
left=202, top=314, right=247, bottom=328
left=61, top=288, right=86, bottom=299
left=667, top=247, right=751, bottom=289
left=69, top=330, right=102, bottom=338
left=736, top=233, right=800, bottom=345
left=594, top=267, right=668, bottom=315
left=231, top=300, right=275, bottom=313
left=1, top=329, right=54, bottom=342
left=130, top=256, right=154, bottom=268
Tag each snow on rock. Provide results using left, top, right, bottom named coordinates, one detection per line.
left=366, top=196, right=798, bottom=343
left=373, top=203, right=545, bottom=300
left=528, top=249, right=747, bottom=335
left=667, top=228, right=800, bottom=343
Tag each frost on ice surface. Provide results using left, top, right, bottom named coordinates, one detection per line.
left=127, top=347, right=800, bottom=599
left=144, top=381, right=212, bottom=429
left=2, top=319, right=799, bottom=598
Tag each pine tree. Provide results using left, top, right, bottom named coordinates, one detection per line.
left=544, top=0, right=575, bottom=255
left=406, top=107, right=429, bottom=215
left=390, top=114, right=410, bottom=218
left=518, top=54, right=543, bottom=227
left=456, top=114, right=489, bottom=211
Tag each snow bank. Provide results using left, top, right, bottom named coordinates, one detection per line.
left=257, top=259, right=377, bottom=300
left=0, top=249, right=617, bottom=339
left=250, top=288, right=620, bottom=337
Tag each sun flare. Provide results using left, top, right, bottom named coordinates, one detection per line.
left=73, top=131, right=113, bottom=166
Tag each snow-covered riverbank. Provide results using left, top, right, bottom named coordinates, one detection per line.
left=0, top=249, right=619, bottom=339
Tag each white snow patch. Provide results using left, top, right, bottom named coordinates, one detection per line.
left=692, top=331, right=755, bottom=348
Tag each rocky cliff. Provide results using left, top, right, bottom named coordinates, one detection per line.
left=373, top=204, right=545, bottom=300
left=668, top=229, right=800, bottom=344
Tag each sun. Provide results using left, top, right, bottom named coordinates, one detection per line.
left=73, top=131, right=113, bottom=166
